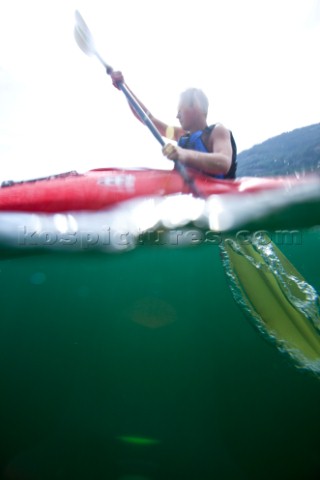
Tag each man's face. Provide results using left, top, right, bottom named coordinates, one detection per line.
left=176, top=101, right=195, bottom=131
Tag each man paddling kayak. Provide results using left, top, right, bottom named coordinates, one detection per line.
left=111, top=72, right=237, bottom=179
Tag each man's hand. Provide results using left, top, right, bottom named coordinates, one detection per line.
left=110, top=71, right=124, bottom=90
left=162, top=143, right=189, bottom=163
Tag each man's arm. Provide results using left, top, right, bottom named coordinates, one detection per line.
left=162, top=124, right=232, bottom=175
left=110, top=71, right=184, bottom=141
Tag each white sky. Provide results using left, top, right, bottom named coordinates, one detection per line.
left=0, top=0, right=319, bottom=180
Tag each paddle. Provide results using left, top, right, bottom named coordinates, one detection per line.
left=73, top=10, right=202, bottom=197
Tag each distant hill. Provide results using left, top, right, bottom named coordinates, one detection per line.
left=237, top=123, right=320, bottom=177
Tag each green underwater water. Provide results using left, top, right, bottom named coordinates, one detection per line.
left=0, top=226, right=319, bottom=479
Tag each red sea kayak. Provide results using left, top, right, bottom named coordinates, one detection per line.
left=0, top=168, right=317, bottom=213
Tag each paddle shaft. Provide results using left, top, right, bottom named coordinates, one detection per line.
left=91, top=52, right=166, bottom=147
left=118, top=83, right=166, bottom=147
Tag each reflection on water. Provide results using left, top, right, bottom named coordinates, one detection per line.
left=126, top=297, right=176, bottom=329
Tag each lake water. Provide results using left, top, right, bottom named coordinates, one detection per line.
left=0, top=187, right=319, bottom=479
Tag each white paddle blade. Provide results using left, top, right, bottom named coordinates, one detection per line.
left=74, top=10, right=96, bottom=56
left=74, top=26, right=94, bottom=56
left=74, top=10, right=91, bottom=37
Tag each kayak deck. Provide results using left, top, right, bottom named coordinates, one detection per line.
left=0, top=168, right=318, bottom=213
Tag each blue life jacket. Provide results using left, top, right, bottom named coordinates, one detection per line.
left=177, top=124, right=237, bottom=179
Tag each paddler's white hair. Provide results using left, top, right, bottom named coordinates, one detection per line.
left=179, top=88, right=209, bottom=116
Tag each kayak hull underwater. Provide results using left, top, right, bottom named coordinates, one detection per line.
left=0, top=168, right=317, bottom=213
